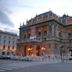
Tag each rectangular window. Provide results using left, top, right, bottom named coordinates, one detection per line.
left=9, top=41, right=10, bottom=44
left=9, top=37, right=11, bottom=39
left=44, top=31, right=47, bottom=36
left=59, top=32, right=62, bottom=37
left=0, top=35, right=1, bottom=38
left=3, top=45, right=5, bottom=50
left=12, top=46, right=14, bottom=49
left=12, top=41, right=14, bottom=44
left=8, top=46, right=10, bottom=50
left=4, top=40, right=6, bottom=44
left=4, top=36, right=6, bottom=38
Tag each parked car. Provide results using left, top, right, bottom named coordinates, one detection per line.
left=0, top=55, right=11, bottom=59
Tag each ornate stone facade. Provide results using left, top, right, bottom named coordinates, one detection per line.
left=16, top=11, right=72, bottom=59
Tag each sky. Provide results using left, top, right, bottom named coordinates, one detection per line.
left=0, top=0, right=72, bottom=35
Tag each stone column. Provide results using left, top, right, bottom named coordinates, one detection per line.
left=52, top=25, right=55, bottom=37
left=41, top=27, right=44, bottom=41
left=51, top=41, right=55, bottom=58
left=47, top=25, right=52, bottom=38
left=47, top=25, right=49, bottom=37
left=33, top=45, right=37, bottom=56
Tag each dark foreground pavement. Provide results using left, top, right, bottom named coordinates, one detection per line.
left=4, top=63, right=72, bottom=72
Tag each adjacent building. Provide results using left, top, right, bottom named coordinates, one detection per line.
left=16, top=11, right=72, bottom=59
left=0, top=30, right=17, bottom=57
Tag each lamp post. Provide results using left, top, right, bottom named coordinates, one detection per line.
left=27, top=48, right=32, bottom=56
left=41, top=47, right=45, bottom=56
left=41, top=47, right=46, bottom=61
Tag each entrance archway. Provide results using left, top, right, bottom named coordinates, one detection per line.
left=27, top=45, right=33, bottom=56
left=36, top=46, right=41, bottom=56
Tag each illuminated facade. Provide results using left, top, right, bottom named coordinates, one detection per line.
left=17, top=11, right=72, bottom=58
left=0, top=30, right=17, bottom=57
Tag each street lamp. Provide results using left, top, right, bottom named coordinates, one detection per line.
left=41, top=47, right=45, bottom=50
left=27, top=48, right=32, bottom=51
left=41, top=47, right=45, bottom=56
left=27, top=48, right=32, bottom=56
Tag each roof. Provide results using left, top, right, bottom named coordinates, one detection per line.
left=0, top=30, right=17, bottom=36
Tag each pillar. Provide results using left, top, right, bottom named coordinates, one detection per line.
left=52, top=25, right=55, bottom=37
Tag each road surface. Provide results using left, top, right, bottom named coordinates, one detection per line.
left=0, top=60, right=72, bottom=72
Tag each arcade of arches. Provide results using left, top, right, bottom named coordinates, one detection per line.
left=16, top=42, right=54, bottom=57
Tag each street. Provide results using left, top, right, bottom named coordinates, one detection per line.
left=0, top=60, right=72, bottom=72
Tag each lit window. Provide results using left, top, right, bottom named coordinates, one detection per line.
left=44, top=25, right=47, bottom=31
left=38, top=27, right=42, bottom=32
left=8, top=46, right=10, bottom=50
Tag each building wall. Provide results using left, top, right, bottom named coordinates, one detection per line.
left=17, top=11, right=72, bottom=59
left=0, top=31, right=18, bottom=57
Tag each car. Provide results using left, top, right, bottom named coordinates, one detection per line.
left=0, top=55, right=11, bottom=59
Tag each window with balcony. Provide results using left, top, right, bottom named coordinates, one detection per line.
left=38, top=32, right=41, bottom=36
left=37, top=27, right=42, bottom=37
left=38, top=27, right=42, bottom=32
left=43, top=25, right=47, bottom=36
left=44, top=31, right=47, bottom=36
